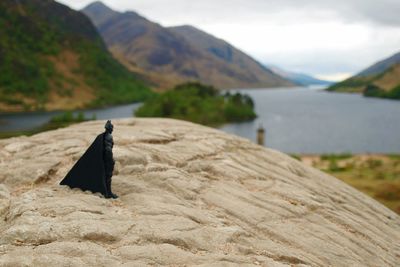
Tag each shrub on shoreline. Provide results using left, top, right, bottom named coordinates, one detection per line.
left=135, top=82, right=257, bottom=125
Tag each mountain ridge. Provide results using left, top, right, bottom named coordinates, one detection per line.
left=266, top=65, right=334, bottom=86
left=80, top=1, right=118, bottom=26
left=357, top=51, right=400, bottom=77
left=82, top=2, right=294, bottom=90
left=169, top=25, right=289, bottom=84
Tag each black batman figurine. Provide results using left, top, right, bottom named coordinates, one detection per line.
left=60, top=120, right=118, bottom=199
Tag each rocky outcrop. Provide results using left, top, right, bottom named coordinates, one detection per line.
left=0, top=118, right=399, bottom=266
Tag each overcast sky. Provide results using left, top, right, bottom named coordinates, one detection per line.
left=59, top=0, right=400, bottom=81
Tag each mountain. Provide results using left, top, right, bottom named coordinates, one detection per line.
left=80, top=0, right=118, bottom=26
left=82, top=2, right=293, bottom=90
left=168, top=25, right=293, bottom=87
left=357, top=51, right=400, bottom=77
left=0, top=0, right=151, bottom=112
left=327, top=51, right=400, bottom=99
left=266, top=65, right=334, bottom=86
left=168, top=25, right=330, bottom=87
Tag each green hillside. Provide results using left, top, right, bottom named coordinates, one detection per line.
left=0, top=0, right=152, bottom=112
left=327, top=64, right=400, bottom=100
left=327, top=51, right=400, bottom=100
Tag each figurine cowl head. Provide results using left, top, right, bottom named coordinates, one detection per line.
left=105, top=120, right=113, bottom=133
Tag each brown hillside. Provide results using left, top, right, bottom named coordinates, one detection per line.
left=170, top=25, right=290, bottom=87
left=82, top=2, right=293, bottom=90
left=46, top=50, right=96, bottom=111
left=374, top=64, right=400, bottom=91
left=0, top=50, right=96, bottom=112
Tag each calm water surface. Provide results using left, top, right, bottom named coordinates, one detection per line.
left=1, top=88, right=399, bottom=154
left=220, top=87, right=400, bottom=154
left=0, top=103, right=142, bottom=132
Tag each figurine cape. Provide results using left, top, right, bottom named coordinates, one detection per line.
left=60, top=133, right=108, bottom=196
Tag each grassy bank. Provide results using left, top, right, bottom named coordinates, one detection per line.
left=296, top=154, right=400, bottom=214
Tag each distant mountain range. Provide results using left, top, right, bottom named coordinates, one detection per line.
left=82, top=2, right=294, bottom=90
left=266, top=65, right=334, bottom=86
left=328, top=51, right=400, bottom=99
left=0, top=0, right=151, bottom=112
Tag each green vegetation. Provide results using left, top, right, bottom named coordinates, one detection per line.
left=49, top=111, right=95, bottom=124
left=76, top=41, right=153, bottom=107
left=0, top=3, right=57, bottom=109
left=300, top=154, right=400, bottom=214
left=328, top=77, right=400, bottom=100
left=289, top=154, right=301, bottom=161
left=0, top=0, right=152, bottom=111
left=326, top=78, right=371, bottom=93
left=388, top=154, right=400, bottom=160
left=320, top=153, right=353, bottom=161
left=327, top=63, right=400, bottom=100
left=363, top=84, right=400, bottom=100
left=135, top=82, right=256, bottom=125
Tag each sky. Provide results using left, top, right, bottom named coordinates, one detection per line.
left=58, top=0, right=400, bottom=81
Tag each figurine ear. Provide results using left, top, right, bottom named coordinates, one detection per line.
left=105, top=120, right=112, bottom=129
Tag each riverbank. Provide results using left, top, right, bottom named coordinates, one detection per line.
left=3, top=88, right=400, bottom=153
left=295, top=153, right=400, bottom=214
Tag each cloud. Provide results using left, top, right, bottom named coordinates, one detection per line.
left=317, top=0, right=400, bottom=27
left=60, top=0, right=400, bottom=26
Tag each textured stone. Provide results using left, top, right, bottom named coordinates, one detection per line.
left=0, top=118, right=398, bottom=266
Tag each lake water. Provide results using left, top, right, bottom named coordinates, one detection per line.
left=221, top=87, right=400, bottom=154
left=0, top=103, right=142, bottom=132
left=1, top=88, right=399, bottom=154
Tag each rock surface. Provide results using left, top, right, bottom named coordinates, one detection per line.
left=0, top=118, right=399, bottom=266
